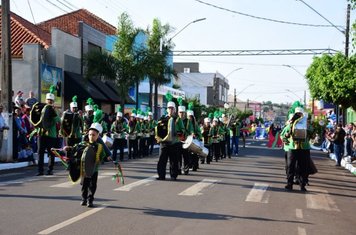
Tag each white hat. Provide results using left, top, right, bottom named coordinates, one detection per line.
left=144, top=116, right=148, bottom=121
left=46, top=93, right=55, bottom=101
left=148, top=112, right=153, bottom=116
left=130, top=112, right=136, bottom=117
left=204, top=117, right=210, bottom=123
left=85, top=105, right=93, bottom=111
left=167, top=101, right=176, bottom=109
left=187, top=110, right=194, bottom=116
left=295, top=107, right=304, bottom=114
left=219, top=117, right=223, bottom=122
left=88, top=122, right=103, bottom=133
left=70, top=102, right=77, bottom=108
left=178, top=106, right=186, bottom=112
left=117, top=111, right=123, bottom=117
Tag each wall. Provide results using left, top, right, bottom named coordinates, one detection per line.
left=47, top=28, right=81, bottom=74
left=12, top=44, right=42, bottom=101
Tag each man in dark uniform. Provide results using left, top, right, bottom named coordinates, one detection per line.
left=155, top=93, right=184, bottom=180
left=110, top=106, right=128, bottom=163
left=36, top=86, right=60, bottom=176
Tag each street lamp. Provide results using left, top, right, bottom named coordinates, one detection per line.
left=225, top=68, right=243, bottom=78
left=236, top=84, right=254, bottom=97
left=285, top=89, right=302, bottom=102
left=169, top=18, right=206, bottom=41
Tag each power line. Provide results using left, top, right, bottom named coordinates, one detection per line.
left=194, top=0, right=344, bottom=28
left=173, top=48, right=338, bottom=56
left=55, top=0, right=75, bottom=11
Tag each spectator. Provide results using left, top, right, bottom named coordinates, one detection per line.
left=0, top=104, right=10, bottom=151
left=331, top=123, right=346, bottom=166
left=14, top=91, right=25, bottom=108
left=25, top=91, right=38, bottom=108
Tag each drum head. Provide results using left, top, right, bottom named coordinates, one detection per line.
left=182, top=135, right=193, bottom=149
left=81, top=146, right=96, bottom=177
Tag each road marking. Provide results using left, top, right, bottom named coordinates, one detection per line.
left=50, top=175, right=108, bottom=188
left=38, top=205, right=106, bottom=234
left=298, top=227, right=307, bottom=235
left=296, top=209, right=303, bottom=219
left=178, top=179, right=219, bottom=196
left=306, top=189, right=340, bottom=211
left=245, top=183, right=269, bottom=203
left=114, top=175, right=157, bottom=191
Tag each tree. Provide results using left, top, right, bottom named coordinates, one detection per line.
left=84, top=12, right=146, bottom=112
left=305, top=52, right=356, bottom=110
left=113, top=13, right=146, bottom=111
left=145, top=18, right=175, bottom=119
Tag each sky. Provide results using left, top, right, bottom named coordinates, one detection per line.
left=9, top=0, right=355, bottom=104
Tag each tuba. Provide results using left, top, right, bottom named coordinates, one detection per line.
left=30, top=102, right=56, bottom=130
left=155, top=116, right=174, bottom=142
left=61, top=111, right=81, bottom=138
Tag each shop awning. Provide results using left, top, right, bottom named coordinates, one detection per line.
left=64, top=71, right=107, bottom=101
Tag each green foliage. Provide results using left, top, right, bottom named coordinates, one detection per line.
left=306, top=52, right=356, bottom=110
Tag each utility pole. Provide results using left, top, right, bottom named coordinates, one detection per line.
left=234, top=88, right=236, bottom=107
left=336, top=4, right=350, bottom=125
left=1, top=0, right=13, bottom=161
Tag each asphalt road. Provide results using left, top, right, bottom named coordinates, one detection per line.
left=0, top=139, right=355, bottom=235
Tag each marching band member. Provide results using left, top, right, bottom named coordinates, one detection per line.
left=147, top=108, right=157, bottom=155
left=186, top=102, right=202, bottom=171
left=60, top=95, right=83, bottom=147
left=83, top=98, right=94, bottom=133
left=281, top=102, right=314, bottom=192
left=35, top=86, right=61, bottom=176
left=201, top=113, right=213, bottom=164
left=64, top=122, right=111, bottom=208
left=142, top=113, right=150, bottom=157
left=128, top=109, right=138, bottom=159
left=110, top=105, right=128, bottom=163
left=219, top=113, right=227, bottom=159
left=155, top=92, right=183, bottom=180
left=222, top=113, right=231, bottom=158
left=136, top=110, right=145, bottom=158
left=209, top=113, right=223, bottom=162
left=176, top=97, right=188, bottom=175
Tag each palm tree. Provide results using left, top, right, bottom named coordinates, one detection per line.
left=84, top=12, right=143, bottom=112
left=146, top=18, right=175, bottom=119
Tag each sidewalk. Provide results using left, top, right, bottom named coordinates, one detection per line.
left=311, top=145, right=356, bottom=175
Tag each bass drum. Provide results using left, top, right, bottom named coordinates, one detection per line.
left=81, top=145, right=96, bottom=178
left=183, top=135, right=207, bottom=158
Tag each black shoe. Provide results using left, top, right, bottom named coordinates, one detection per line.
left=46, top=171, right=53, bottom=175
left=87, top=202, right=94, bottom=208
left=80, top=200, right=87, bottom=206
left=300, top=186, right=307, bottom=192
left=285, top=184, right=293, bottom=190
left=171, top=177, right=177, bottom=181
left=184, top=171, right=189, bottom=175
left=156, top=177, right=165, bottom=181
left=36, top=172, right=44, bottom=176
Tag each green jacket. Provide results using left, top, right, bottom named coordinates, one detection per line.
left=281, top=121, right=313, bottom=150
